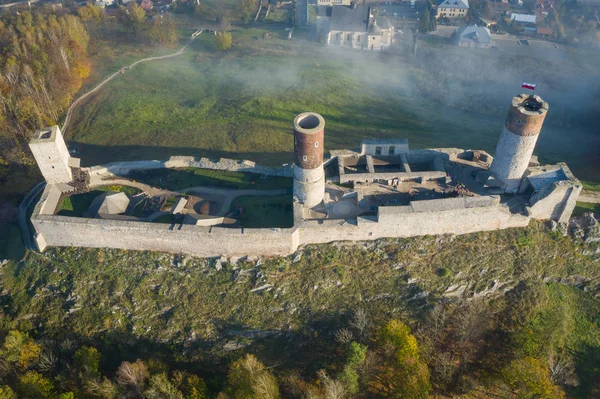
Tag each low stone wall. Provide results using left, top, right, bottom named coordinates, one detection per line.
left=87, top=156, right=293, bottom=181
left=340, top=170, right=446, bottom=184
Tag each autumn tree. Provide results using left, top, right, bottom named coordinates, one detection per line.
left=150, top=14, right=179, bottom=47
left=0, top=331, right=41, bottom=369
left=502, top=357, right=565, bottom=399
left=239, top=0, right=256, bottom=23
left=216, top=31, right=233, bottom=50
left=127, top=2, right=147, bottom=35
left=369, top=320, right=431, bottom=399
left=221, top=354, right=279, bottom=399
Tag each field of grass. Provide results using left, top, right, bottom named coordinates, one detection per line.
left=573, top=201, right=600, bottom=217
left=229, top=194, right=293, bottom=227
left=57, top=185, right=141, bottom=217
left=582, top=181, right=600, bottom=192
left=66, top=28, right=511, bottom=168
left=129, top=167, right=292, bottom=191
left=66, top=25, right=600, bottom=185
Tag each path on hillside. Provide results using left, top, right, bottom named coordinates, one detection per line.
left=61, top=29, right=204, bottom=134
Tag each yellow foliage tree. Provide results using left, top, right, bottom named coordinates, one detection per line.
left=502, top=357, right=565, bottom=399
left=221, top=354, right=279, bottom=399
left=370, top=320, right=431, bottom=399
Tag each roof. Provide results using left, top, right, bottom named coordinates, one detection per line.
left=479, top=17, right=497, bottom=25
left=510, top=13, right=536, bottom=23
left=330, top=5, right=370, bottom=32
left=317, top=5, right=332, bottom=17
left=459, top=25, right=492, bottom=44
left=374, top=16, right=393, bottom=30
left=537, top=27, right=553, bottom=35
left=361, top=139, right=409, bottom=146
left=438, top=0, right=469, bottom=9
left=89, top=192, right=130, bottom=216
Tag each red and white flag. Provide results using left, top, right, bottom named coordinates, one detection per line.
left=522, top=82, right=536, bottom=90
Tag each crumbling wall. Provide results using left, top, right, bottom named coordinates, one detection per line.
left=87, top=156, right=293, bottom=181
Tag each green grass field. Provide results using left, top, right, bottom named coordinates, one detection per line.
left=67, top=25, right=600, bottom=184
left=129, top=168, right=292, bottom=191
left=229, top=195, right=293, bottom=228
left=57, top=185, right=141, bottom=217
left=573, top=201, right=600, bottom=217
left=67, top=27, right=510, bottom=168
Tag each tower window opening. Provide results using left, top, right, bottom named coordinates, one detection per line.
left=315, top=142, right=319, bottom=148
left=303, top=155, right=308, bottom=161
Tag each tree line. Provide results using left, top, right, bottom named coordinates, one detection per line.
left=0, top=292, right=575, bottom=399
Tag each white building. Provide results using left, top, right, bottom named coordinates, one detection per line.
left=324, top=5, right=394, bottom=51
left=437, top=0, right=469, bottom=19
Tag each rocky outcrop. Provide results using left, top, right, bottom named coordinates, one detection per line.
left=569, top=212, right=600, bottom=243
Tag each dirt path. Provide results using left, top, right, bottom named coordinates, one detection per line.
left=579, top=195, right=600, bottom=204
left=61, top=30, right=203, bottom=134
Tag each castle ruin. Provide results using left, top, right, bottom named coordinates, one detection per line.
left=28, top=94, right=582, bottom=257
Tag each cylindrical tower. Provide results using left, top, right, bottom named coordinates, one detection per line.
left=489, top=94, right=549, bottom=193
left=293, top=112, right=325, bottom=207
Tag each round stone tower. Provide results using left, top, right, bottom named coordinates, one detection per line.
left=489, top=94, right=549, bottom=193
left=293, top=112, right=325, bottom=207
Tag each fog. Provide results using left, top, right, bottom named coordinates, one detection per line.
left=190, top=36, right=600, bottom=179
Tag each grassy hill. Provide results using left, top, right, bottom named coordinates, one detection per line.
left=1, top=221, right=599, bottom=397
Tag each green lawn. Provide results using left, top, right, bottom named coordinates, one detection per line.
left=66, top=26, right=600, bottom=185
left=67, top=28, right=512, bottom=168
left=129, top=168, right=292, bottom=191
left=573, top=201, right=600, bottom=217
left=582, top=181, right=600, bottom=192
left=57, top=185, right=141, bottom=217
left=229, top=195, right=293, bottom=228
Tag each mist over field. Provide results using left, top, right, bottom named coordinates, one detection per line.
left=71, top=30, right=600, bottom=180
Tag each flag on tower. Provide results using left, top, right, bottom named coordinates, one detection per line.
left=522, top=82, right=536, bottom=90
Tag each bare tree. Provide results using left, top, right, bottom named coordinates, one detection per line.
left=350, top=308, right=369, bottom=339
left=116, top=359, right=149, bottom=394
left=335, top=328, right=354, bottom=345
left=318, top=370, right=346, bottom=399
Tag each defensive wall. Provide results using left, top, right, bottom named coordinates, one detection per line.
left=32, top=181, right=530, bottom=257
left=28, top=94, right=582, bottom=258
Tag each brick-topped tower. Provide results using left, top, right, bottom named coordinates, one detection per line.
left=490, top=94, right=549, bottom=193
left=293, top=112, right=325, bottom=207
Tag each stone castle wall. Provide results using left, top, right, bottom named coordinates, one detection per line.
left=32, top=194, right=531, bottom=257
